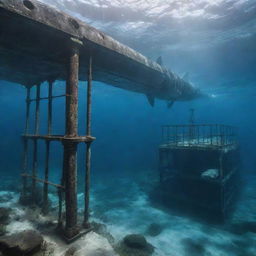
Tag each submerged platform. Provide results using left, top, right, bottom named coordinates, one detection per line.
left=158, top=124, right=240, bottom=221
left=0, top=0, right=201, bottom=102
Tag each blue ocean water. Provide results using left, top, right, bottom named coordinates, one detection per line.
left=1, top=1, right=256, bottom=255
left=1, top=78, right=256, bottom=255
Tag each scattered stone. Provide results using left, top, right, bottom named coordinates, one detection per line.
left=124, top=235, right=149, bottom=249
left=0, top=208, right=11, bottom=225
left=0, top=230, right=43, bottom=256
left=35, top=241, right=55, bottom=256
left=64, top=245, right=81, bottom=256
left=146, top=223, right=164, bottom=237
left=116, top=234, right=154, bottom=256
left=182, top=238, right=206, bottom=255
left=229, top=221, right=256, bottom=235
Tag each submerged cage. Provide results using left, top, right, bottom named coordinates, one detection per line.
left=159, top=124, right=240, bottom=220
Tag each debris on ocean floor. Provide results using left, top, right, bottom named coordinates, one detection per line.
left=115, top=234, right=154, bottom=256
left=0, top=191, right=118, bottom=256
left=0, top=174, right=256, bottom=256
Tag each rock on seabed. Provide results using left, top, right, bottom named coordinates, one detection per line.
left=0, top=230, right=43, bottom=256
left=116, top=234, right=154, bottom=256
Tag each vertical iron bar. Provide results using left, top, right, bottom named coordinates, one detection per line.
left=32, top=84, right=40, bottom=203
left=25, top=87, right=31, bottom=133
left=57, top=149, right=67, bottom=229
left=35, top=84, right=41, bottom=134
left=84, top=56, right=92, bottom=228
left=182, top=126, right=185, bottom=145
left=197, top=125, right=199, bottom=144
left=21, top=87, right=31, bottom=201
left=43, top=80, right=53, bottom=214
left=57, top=187, right=63, bottom=228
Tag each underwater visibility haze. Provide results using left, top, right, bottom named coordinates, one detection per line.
left=0, top=0, right=256, bottom=255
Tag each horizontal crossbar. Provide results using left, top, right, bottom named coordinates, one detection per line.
left=27, top=94, right=66, bottom=102
left=21, top=173, right=65, bottom=189
left=22, top=134, right=96, bottom=143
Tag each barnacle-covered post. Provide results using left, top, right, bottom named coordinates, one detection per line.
left=63, top=40, right=80, bottom=239
left=83, top=56, right=92, bottom=228
left=42, top=80, right=53, bottom=214
left=32, top=84, right=41, bottom=203
left=20, top=87, right=31, bottom=201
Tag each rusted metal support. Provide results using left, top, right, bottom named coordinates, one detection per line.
left=35, top=84, right=41, bottom=134
left=42, top=80, right=53, bottom=214
left=25, top=87, right=31, bottom=133
left=21, top=173, right=64, bottom=189
left=63, top=45, right=79, bottom=239
left=83, top=56, right=92, bottom=228
left=20, top=87, right=31, bottom=201
left=29, top=94, right=66, bottom=102
left=32, top=84, right=41, bottom=203
left=57, top=187, right=64, bottom=228
left=57, top=149, right=67, bottom=229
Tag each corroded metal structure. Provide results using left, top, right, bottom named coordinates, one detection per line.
left=0, top=0, right=202, bottom=242
left=159, top=124, right=240, bottom=220
left=0, top=0, right=202, bottom=101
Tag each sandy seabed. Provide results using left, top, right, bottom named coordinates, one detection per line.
left=0, top=174, right=256, bottom=256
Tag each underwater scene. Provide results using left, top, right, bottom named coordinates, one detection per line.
left=0, top=0, right=256, bottom=256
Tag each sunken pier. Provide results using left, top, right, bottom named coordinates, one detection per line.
left=0, top=0, right=202, bottom=241
left=158, top=124, right=240, bottom=220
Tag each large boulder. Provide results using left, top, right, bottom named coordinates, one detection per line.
left=116, top=234, right=154, bottom=256
left=0, top=230, right=43, bottom=256
left=124, top=235, right=148, bottom=249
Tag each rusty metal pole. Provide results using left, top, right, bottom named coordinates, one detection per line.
left=32, top=84, right=40, bottom=203
left=63, top=45, right=79, bottom=239
left=42, top=80, right=53, bottom=214
left=20, top=87, right=31, bottom=202
left=83, top=56, right=92, bottom=228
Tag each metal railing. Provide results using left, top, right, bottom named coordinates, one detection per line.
left=161, top=124, right=237, bottom=148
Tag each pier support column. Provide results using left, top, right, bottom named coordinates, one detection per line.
left=63, top=46, right=79, bottom=239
